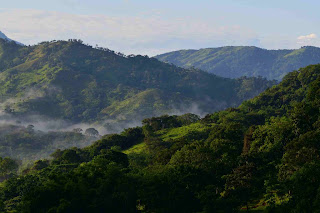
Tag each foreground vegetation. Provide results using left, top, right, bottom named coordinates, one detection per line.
left=0, top=63, right=319, bottom=212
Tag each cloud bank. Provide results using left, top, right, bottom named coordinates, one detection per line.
left=0, top=9, right=319, bottom=55
left=297, top=33, right=319, bottom=46
left=0, top=9, right=259, bottom=55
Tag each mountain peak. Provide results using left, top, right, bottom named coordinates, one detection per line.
left=0, top=31, right=23, bottom=45
left=0, top=31, right=10, bottom=40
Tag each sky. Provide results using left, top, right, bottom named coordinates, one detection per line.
left=0, top=0, right=319, bottom=55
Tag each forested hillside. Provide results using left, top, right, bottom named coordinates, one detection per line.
left=1, top=64, right=320, bottom=212
left=155, top=46, right=320, bottom=80
left=0, top=39, right=274, bottom=131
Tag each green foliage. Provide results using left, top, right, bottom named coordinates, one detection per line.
left=0, top=157, right=18, bottom=181
left=155, top=46, right=320, bottom=80
left=1, top=160, right=136, bottom=212
left=2, top=60, right=320, bottom=211
left=123, top=142, right=147, bottom=155
left=0, top=40, right=274, bottom=126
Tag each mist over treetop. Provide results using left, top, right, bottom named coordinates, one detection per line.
left=1, top=63, right=320, bottom=212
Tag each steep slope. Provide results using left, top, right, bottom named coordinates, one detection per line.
left=0, top=31, right=11, bottom=41
left=155, top=46, right=320, bottom=80
left=0, top=31, right=23, bottom=45
left=0, top=39, right=275, bottom=128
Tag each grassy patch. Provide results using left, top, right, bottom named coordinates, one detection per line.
left=123, top=142, right=147, bottom=154
left=157, top=123, right=210, bottom=141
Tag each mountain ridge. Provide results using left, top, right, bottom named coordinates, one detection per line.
left=0, top=31, right=23, bottom=45
left=0, top=39, right=275, bottom=131
left=155, top=45, right=320, bottom=80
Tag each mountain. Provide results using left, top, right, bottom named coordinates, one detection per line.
left=0, top=31, right=13, bottom=42
left=1, top=64, right=320, bottom=212
left=155, top=46, right=320, bottom=80
left=0, top=31, right=23, bottom=45
left=0, top=39, right=275, bottom=131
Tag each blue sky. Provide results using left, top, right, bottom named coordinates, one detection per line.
left=0, top=0, right=319, bottom=55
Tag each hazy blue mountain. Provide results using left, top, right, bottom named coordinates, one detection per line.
left=155, top=46, right=320, bottom=80
left=0, top=31, right=23, bottom=45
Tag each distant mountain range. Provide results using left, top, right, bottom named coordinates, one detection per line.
left=0, top=31, right=23, bottom=45
left=0, top=39, right=275, bottom=131
left=155, top=46, right=320, bottom=80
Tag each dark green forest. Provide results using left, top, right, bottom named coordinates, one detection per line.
left=0, top=39, right=275, bottom=129
left=1, top=63, right=320, bottom=212
left=155, top=46, right=320, bottom=80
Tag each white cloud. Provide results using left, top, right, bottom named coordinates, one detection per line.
left=297, top=33, right=317, bottom=40
left=297, top=33, right=319, bottom=46
left=0, top=9, right=259, bottom=55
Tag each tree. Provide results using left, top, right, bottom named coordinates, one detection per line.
left=0, top=157, right=18, bottom=181
left=72, top=128, right=83, bottom=133
left=85, top=128, right=99, bottom=137
left=26, top=124, right=34, bottom=132
left=224, top=163, right=260, bottom=212
left=177, top=113, right=200, bottom=125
